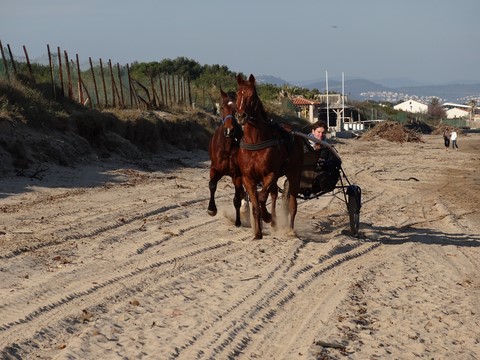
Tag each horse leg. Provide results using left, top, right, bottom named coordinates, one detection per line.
left=259, top=175, right=276, bottom=224
left=232, top=176, right=243, bottom=227
left=207, top=169, right=220, bottom=216
left=286, top=175, right=299, bottom=230
left=258, top=189, right=271, bottom=223
left=244, top=178, right=262, bottom=239
left=288, top=193, right=298, bottom=229
left=269, top=184, right=278, bottom=228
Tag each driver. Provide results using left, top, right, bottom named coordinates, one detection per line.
left=308, top=121, right=327, bottom=150
left=308, top=121, right=341, bottom=193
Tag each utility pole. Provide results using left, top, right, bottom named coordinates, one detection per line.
left=326, top=70, right=329, bottom=130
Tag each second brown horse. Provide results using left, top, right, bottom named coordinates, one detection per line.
left=236, top=74, right=304, bottom=239
left=208, top=89, right=245, bottom=226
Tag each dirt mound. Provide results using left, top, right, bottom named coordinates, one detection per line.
left=404, top=120, right=432, bottom=134
left=1, top=79, right=310, bottom=176
left=360, top=121, right=423, bottom=143
left=0, top=79, right=222, bottom=174
left=431, top=123, right=464, bottom=136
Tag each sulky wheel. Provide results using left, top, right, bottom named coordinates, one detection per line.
left=347, top=185, right=361, bottom=235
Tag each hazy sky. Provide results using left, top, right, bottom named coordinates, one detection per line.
left=1, top=0, right=479, bottom=85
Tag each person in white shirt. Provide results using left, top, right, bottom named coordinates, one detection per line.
left=450, top=129, right=459, bottom=149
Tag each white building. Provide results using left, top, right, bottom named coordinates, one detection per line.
left=443, top=102, right=471, bottom=119
left=393, top=99, right=428, bottom=113
left=446, top=107, right=469, bottom=119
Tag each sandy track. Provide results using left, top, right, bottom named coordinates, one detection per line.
left=1, top=134, right=479, bottom=359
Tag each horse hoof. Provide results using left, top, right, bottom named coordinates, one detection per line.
left=235, top=220, right=241, bottom=227
left=262, top=214, right=272, bottom=223
left=207, top=209, right=217, bottom=216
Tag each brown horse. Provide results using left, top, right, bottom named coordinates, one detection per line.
left=208, top=89, right=245, bottom=226
left=236, top=74, right=304, bottom=239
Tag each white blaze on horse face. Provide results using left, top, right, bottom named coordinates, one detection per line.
left=238, top=94, right=244, bottom=112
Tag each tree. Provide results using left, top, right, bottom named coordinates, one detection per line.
left=467, top=99, right=477, bottom=121
left=427, top=97, right=446, bottom=122
left=129, top=57, right=203, bottom=79
left=193, top=64, right=237, bottom=90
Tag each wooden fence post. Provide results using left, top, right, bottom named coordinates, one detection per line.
left=75, top=53, right=83, bottom=104
left=47, top=44, right=56, bottom=99
left=79, top=77, right=93, bottom=109
left=99, top=58, right=108, bottom=107
left=7, top=44, right=17, bottom=74
left=64, top=51, right=73, bottom=100
left=116, top=63, right=124, bottom=107
left=177, top=75, right=181, bottom=104
left=89, top=57, right=100, bottom=107
left=159, top=76, right=165, bottom=106
left=150, top=76, right=159, bottom=108
left=174, top=75, right=179, bottom=104
left=108, top=59, right=116, bottom=107
left=126, top=63, right=134, bottom=107
left=0, top=40, right=10, bottom=80
left=167, top=75, right=172, bottom=106
left=133, top=79, right=152, bottom=109
left=23, top=45, right=34, bottom=82
left=182, top=77, right=187, bottom=105
left=186, top=78, right=192, bottom=107
left=57, top=47, right=64, bottom=97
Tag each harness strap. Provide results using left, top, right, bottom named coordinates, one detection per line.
left=240, top=138, right=284, bottom=151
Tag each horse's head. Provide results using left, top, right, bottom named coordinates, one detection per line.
left=220, top=89, right=238, bottom=138
left=236, top=74, right=261, bottom=125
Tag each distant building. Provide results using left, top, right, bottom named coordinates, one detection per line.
left=393, top=99, right=428, bottom=113
left=443, top=102, right=472, bottom=119
left=291, top=95, right=361, bottom=133
left=445, top=107, right=469, bottom=119
left=442, top=102, right=471, bottom=110
left=291, top=96, right=320, bottom=123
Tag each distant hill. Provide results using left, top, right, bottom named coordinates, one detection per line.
left=303, top=78, right=391, bottom=98
left=394, top=84, right=480, bottom=104
left=373, top=77, right=429, bottom=88
left=256, top=75, right=480, bottom=104
left=256, top=75, right=290, bottom=87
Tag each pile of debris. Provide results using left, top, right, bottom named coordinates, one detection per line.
left=405, top=120, right=432, bottom=134
left=360, top=121, right=423, bottom=143
left=431, top=123, right=463, bottom=135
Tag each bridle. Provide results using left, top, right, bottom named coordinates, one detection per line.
left=236, top=88, right=260, bottom=125
left=236, top=87, right=285, bottom=150
left=221, top=114, right=235, bottom=125
left=221, top=101, right=239, bottom=138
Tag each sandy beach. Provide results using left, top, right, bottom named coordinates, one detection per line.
left=1, top=133, right=479, bottom=359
